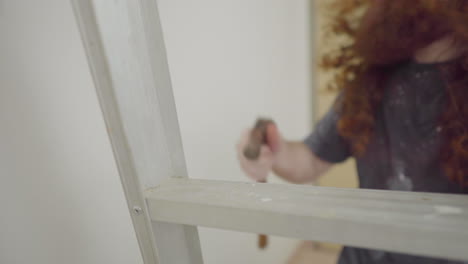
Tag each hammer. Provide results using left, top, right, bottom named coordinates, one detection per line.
left=243, top=118, right=274, bottom=250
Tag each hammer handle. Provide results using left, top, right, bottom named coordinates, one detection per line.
left=243, top=118, right=273, bottom=250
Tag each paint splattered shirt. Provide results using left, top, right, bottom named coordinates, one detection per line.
left=305, top=60, right=468, bottom=264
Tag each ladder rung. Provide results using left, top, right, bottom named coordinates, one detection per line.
left=146, top=178, right=468, bottom=261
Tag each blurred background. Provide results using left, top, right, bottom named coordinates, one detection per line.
left=0, top=0, right=357, bottom=263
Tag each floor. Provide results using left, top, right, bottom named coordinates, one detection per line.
left=286, top=242, right=339, bottom=264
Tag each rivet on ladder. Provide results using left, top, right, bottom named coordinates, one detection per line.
left=133, top=206, right=143, bottom=215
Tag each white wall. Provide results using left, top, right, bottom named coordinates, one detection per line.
left=0, top=0, right=312, bottom=263
left=0, top=1, right=143, bottom=264
left=157, top=0, right=312, bottom=263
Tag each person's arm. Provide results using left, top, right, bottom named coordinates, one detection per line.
left=272, top=141, right=332, bottom=184
left=237, top=97, right=349, bottom=184
left=237, top=123, right=332, bottom=184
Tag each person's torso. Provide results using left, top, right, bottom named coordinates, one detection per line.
left=341, top=60, right=468, bottom=264
left=356, top=60, right=467, bottom=194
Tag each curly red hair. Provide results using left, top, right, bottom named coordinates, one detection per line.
left=321, top=0, right=468, bottom=187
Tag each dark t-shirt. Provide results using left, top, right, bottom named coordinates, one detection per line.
left=305, top=60, right=468, bottom=264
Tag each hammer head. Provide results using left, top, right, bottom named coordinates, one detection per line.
left=243, top=118, right=274, bottom=160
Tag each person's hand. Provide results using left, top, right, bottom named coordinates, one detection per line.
left=236, top=121, right=285, bottom=181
